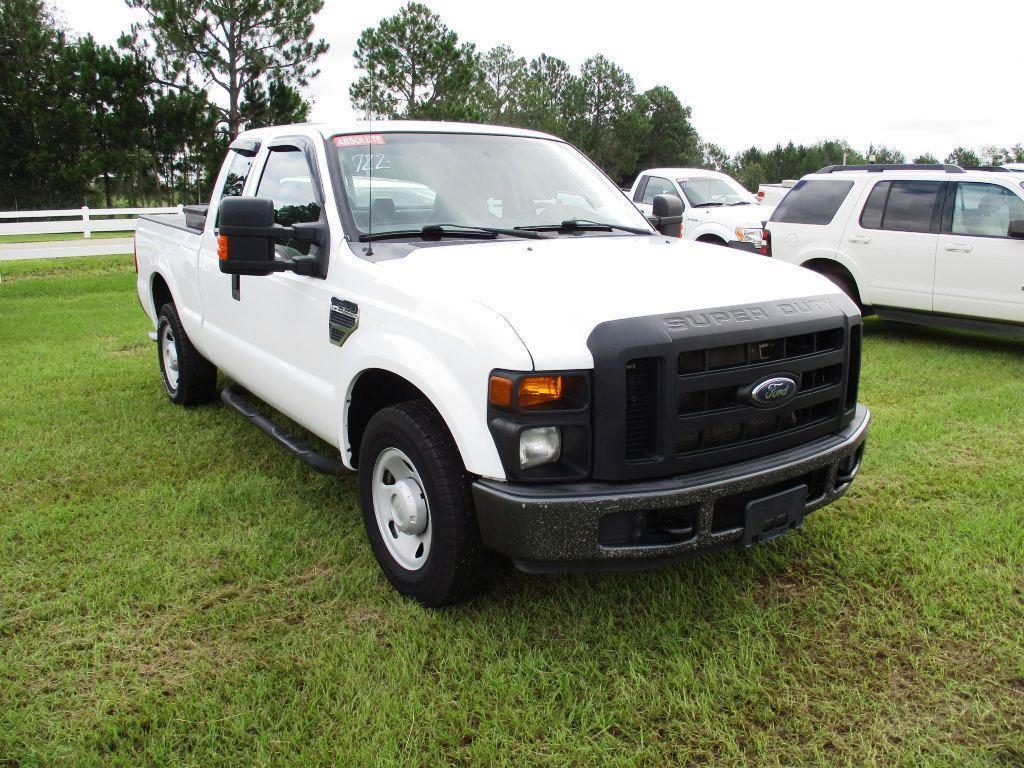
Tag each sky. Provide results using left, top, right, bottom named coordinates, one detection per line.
left=52, top=0, right=1024, bottom=161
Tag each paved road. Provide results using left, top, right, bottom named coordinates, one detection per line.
left=0, top=237, right=134, bottom=261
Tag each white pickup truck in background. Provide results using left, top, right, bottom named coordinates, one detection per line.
left=628, top=168, right=774, bottom=252
left=758, top=180, right=798, bottom=206
left=134, top=121, right=869, bottom=605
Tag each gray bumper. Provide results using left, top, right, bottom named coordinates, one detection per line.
left=472, top=405, right=870, bottom=572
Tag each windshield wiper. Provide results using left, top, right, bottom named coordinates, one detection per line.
left=517, top=218, right=653, bottom=236
left=692, top=202, right=725, bottom=208
left=359, top=223, right=550, bottom=242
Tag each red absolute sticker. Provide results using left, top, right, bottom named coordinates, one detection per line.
left=332, top=134, right=386, bottom=147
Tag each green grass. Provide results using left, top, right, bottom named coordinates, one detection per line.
left=0, top=230, right=133, bottom=244
left=2, top=255, right=1022, bottom=767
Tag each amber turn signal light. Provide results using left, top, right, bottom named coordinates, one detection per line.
left=217, top=235, right=229, bottom=261
left=488, top=375, right=513, bottom=407
left=518, top=375, right=564, bottom=408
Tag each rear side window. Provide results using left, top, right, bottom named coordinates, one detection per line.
left=220, top=151, right=253, bottom=198
left=859, top=181, right=889, bottom=229
left=770, top=180, right=854, bottom=225
left=862, top=180, right=944, bottom=233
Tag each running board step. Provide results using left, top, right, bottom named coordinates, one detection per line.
left=221, top=385, right=351, bottom=476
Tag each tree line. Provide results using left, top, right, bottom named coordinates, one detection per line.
left=3, top=0, right=1021, bottom=210
left=0, top=0, right=326, bottom=210
left=350, top=3, right=1024, bottom=188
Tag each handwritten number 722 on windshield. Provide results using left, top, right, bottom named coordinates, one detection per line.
left=353, top=153, right=390, bottom=173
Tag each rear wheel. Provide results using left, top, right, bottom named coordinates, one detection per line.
left=358, top=400, right=497, bottom=606
left=157, top=303, right=218, bottom=405
left=819, top=269, right=869, bottom=315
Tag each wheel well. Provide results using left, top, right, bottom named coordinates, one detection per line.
left=151, top=273, right=172, bottom=314
left=802, top=259, right=864, bottom=305
left=696, top=234, right=727, bottom=245
left=347, top=369, right=429, bottom=467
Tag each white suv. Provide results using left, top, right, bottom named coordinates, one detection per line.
left=765, top=164, right=1024, bottom=334
left=628, top=168, right=772, bottom=252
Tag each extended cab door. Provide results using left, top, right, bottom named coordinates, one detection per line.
left=934, top=181, right=1024, bottom=323
left=840, top=179, right=945, bottom=311
left=200, top=137, right=339, bottom=439
left=632, top=175, right=681, bottom=217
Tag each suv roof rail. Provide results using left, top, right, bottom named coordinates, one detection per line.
left=815, top=163, right=965, bottom=174
left=963, top=165, right=1011, bottom=172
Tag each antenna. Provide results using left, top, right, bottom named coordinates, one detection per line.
left=365, top=58, right=374, bottom=257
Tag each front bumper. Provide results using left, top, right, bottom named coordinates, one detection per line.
left=727, top=240, right=760, bottom=253
left=472, top=404, right=869, bottom=572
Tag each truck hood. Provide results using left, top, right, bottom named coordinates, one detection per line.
left=377, top=235, right=844, bottom=369
left=691, top=202, right=775, bottom=228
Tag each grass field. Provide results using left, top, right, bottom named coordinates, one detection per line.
left=2, top=255, right=1022, bottom=767
left=0, top=231, right=133, bottom=244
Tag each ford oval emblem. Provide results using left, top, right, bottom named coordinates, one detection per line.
left=749, top=375, right=798, bottom=407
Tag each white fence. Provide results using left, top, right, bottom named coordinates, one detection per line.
left=0, top=205, right=184, bottom=237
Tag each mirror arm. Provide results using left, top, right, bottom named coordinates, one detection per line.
left=647, top=214, right=683, bottom=228
left=291, top=221, right=329, bottom=246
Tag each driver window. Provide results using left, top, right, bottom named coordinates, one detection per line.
left=255, top=148, right=322, bottom=256
left=952, top=182, right=1024, bottom=238
left=641, top=176, right=678, bottom=205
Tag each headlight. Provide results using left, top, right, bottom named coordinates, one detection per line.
left=519, top=426, right=562, bottom=469
left=735, top=227, right=764, bottom=247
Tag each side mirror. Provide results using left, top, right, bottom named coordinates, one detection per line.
left=650, top=194, right=684, bottom=237
left=218, top=197, right=277, bottom=276
left=1009, top=219, right=1024, bottom=239
left=217, top=196, right=326, bottom=277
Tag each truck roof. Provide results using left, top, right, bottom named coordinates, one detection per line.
left=640, top=167, right=733, bottom=180
left=234, top=120, right=562, bottom=143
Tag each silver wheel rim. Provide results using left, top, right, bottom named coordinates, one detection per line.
left=371, top=447, right=431, bottom=571
left=161, top=322, right=179, bottom=392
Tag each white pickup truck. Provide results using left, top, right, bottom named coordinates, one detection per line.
left=135, top=121, right=870, bottom=606
left=628, top=168, right=774, bottom=252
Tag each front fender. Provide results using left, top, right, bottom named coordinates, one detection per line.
left=335, top=308, right=533, bottom=480
left=688, top=222, right=734, bottom=243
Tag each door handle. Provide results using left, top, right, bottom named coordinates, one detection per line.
left=848, top=235, right=871, bottom=244
left=943, top=243, right=973, bottom=253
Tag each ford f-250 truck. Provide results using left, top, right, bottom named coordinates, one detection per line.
left=135, top=121, right=870, bottom=606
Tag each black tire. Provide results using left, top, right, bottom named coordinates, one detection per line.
left=697, top=236, right=728, bottom=247
left=821, top=269, right=870, bottom=315
left=358, top=400, right=497, bottom=607
left=156, top=303, right=218, bottom=406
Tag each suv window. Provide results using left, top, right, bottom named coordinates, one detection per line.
left=951, top=182, right=1024, bottom=238
left=255, top=149, right=322, bottom=257
left=867, top=180, right=944, bottom=233
left=220, top=151, right=253, bottom=198
left=641, top=176, right=679, bottom=205
left=771, top=180, right=853, bottom=225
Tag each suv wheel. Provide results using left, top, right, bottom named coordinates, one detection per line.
left=358, top=400, right=497, bottom=606
left=821, top=270, right=869, bottom=315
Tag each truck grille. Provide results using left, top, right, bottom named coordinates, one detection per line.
left=624, top=358, right=658, bottom=460
left=589, top=298, right=861, bottom=482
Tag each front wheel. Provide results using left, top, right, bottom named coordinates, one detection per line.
left=358, top=400, right=497, bottom=607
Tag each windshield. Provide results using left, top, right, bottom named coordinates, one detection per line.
left=678, top=176, right=752, bottom=206
left=333, top=132, right=652, bottom=237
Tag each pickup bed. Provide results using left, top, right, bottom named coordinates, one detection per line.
left=135, top=120, right=869, bottom=606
